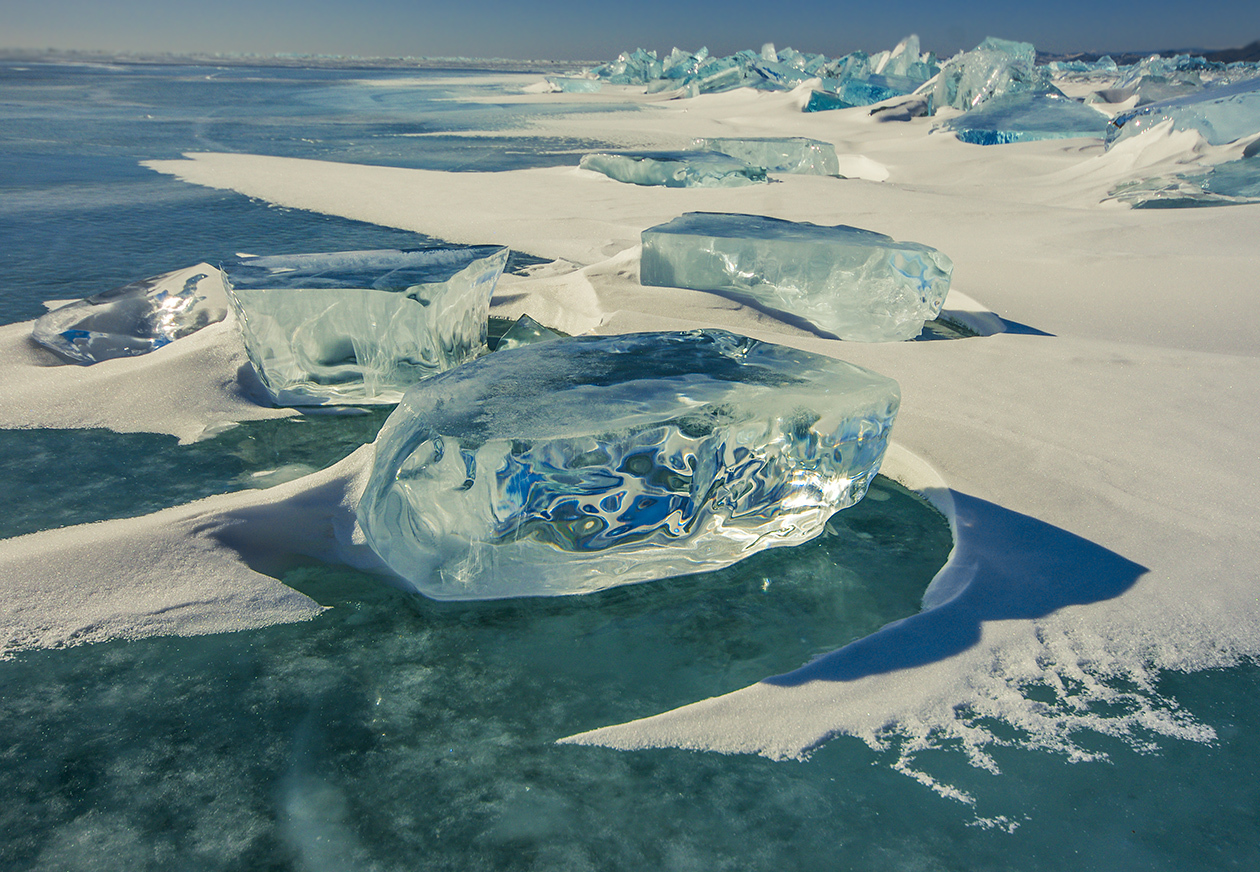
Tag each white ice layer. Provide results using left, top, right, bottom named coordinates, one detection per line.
left=689, top=137, right=840, bottom=175
left=358, top=330, right=899, bottom=600
left=31, top=263, right=228, bottom=364
left=223, top=247, right=508, bottom=405
left=640, top=213, right=953, bottom=342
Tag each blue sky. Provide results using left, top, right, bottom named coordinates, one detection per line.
left=3, top=0, right=1257, bottom=60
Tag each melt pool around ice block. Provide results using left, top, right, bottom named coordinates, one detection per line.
left=358, top=329, right=900, bottom=600
left=31, top=263, right=228, bottom=364
left=222, top=247, right=508, bottom=406
left=578, top=150, right=767, bottom=187
left=640, top=212, right=953, bottom=342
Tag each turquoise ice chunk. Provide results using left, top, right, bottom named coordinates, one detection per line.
left=31, top=263, right=228, bottom=364
left=357, top=329, right=900, bottom=600
left=1107, top=153, right=1260, bottom=207
left=930, top=37, right=1052, bottom=111
left=690, top=137, right=840, bottom=175
left=546, top=76, right=601, bottom=93
left=943, top=92, right=1109, bottom=145
left=640, top=213, right=953, bottom=342
left=1105, top=76, right=1260, bottom=147
left=804, top=90, right=857, bottom=113
left=579, top=151, right=766, bottom=187
left=222, top=247, right=509, bottom=406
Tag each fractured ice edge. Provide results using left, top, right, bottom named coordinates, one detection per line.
left=31, top=263, right=228, bottom=364
left=579, top=151, right=767, bottom=187
left=942, top=92, right=1110, bottom=145
left=1106, top=76, right=1260, bottom=148
left=1106, top=152, right=1260, bottom=207
left=358, top=330, right=900, bottom=600
left=223, top=247, right=508, bottom=406
left=690, top=137, right=840, bottom=175
left=640, top=213, right=953, bottom=342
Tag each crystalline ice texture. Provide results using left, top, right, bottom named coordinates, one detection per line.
left=1105, top=76, right=1260, bottom=147
left=223, top=247, right=508, bottom=406
left=578, top=151, right=766, bottom=187
left=357, top=329, right=900, bottom=600
left=495, top=314, right=562, bottom=351
left=546, top=76, right=601, bottom=93
left=930, top=37, right=1051, bottom=111
left=1106, top=153, right=1260, bottom=208
left=31, top=263, right=228, bottom=364
left=639, top=213, right=953, bottom=342
left=803, top=90, right=856, bottom=113
left=690, top=137, right=840, bottom=175
left=942, top=92, right=1109, bottom=145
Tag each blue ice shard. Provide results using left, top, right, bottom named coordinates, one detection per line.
left=690, top=137, right=840, bottom=175
left=546, top=76, right=601, bottom=93
left=31, top=263, right=228, bottom=364
left=942, top=92, right=1109, bottom=145
left=929, top=37, right=1052, bottom=111
left=639, top=213, right=953, bottom=342
left=222, top=247, right=508, bottom=406
left=1105, top=76, right=1260, bottom=147
left=357, top=329, right=900, bottom=600
left=495, top=314, right=562, bottom=351
left=579, top=150, right=766, bottom=187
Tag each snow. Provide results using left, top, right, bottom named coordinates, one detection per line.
left=4, top=79, right=1259, bottom=768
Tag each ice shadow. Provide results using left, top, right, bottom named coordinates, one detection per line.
left=764, top=491, right=1146, bottom=686
left=998, top=317, right=1054, bottom=336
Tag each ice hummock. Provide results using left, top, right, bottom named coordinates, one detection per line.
left=222, top=247, right=509, bottom=406
left=690, top=137, right=840, bottom=175
left=639, top=213, right=953, bottom=342
left=31, top=263, right=228, bottom=364
left=1105, top=76, right=1260, bottom=147
left=1106, top=151, right=1260, bottom=208
left=578, top=150, right=767, bottom=187
left=928, top=37, right=1053, bottom=112
left=942, top=92, right=1109, bottom=145
left=357, top=329, right=900, bottom=600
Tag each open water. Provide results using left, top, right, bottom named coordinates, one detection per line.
left=1, top=58, right=1257, bottom=871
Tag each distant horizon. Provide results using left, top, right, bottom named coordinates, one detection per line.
left=3, top=0, right=1257, bottom=64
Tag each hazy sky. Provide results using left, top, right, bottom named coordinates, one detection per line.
left=3, top=0, right=1258, bottom=60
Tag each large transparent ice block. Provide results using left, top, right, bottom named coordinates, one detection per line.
left=31, top=263, right=228, bottom=364
left=690, top=137, right=840, bottom=175
left=358, top=329, right=900, bottom=600
left=639, top=213, right=953, bottom=342
left=942, top=92, right=1109, bottom=145
left=579, top=150, right=766, bottom=187
left=929, top=37, right=1051, bottom=111
left=223, top=247, right=509, bottom=406
left=1105, top=76, right=1260, bottom=147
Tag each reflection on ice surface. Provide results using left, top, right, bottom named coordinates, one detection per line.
left=640, top=212, right=953, bottom=342
left=31, top=263, right=228, bottom=364
left=1106, top=76, right=1260, bottom=147
left=222, top=247, right=509, bottom=406
left=689, top=137, right=840, bottom=175
left=358, top=330, right=899, bottom=600
left=578, top=150, right=766, bottom=187
left=942, top=92, right=1109, bottom=145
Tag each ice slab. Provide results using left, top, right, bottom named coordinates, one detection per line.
left=639, top=213, right=953, bottom=342
left=1105, top=76, right=1260, bottom=147
left=358, top=329, right=900, bottom=600
left=1107, top=154, right=1260, bottom=208
left=930, top=37, right=1051, bottom=111
left=495, top=314, right=562, bottom=351
left=942, top=92, right=1109, bottom=145
left=31, top=263, right=228, bottom=364
left=803, top=90, right=856, bottom=113
left=579, top=151, right=766, bottom=187
left=223, top=247, right=508, bottom=406
left=546, top=76, right=601, bottom=93
left=690, top=137, right=840, bottom=175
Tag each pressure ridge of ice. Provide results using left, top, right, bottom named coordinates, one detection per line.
left=639, top=213, right=953, bottom=342
left=31, top=263, right=228, bottom=364
left=1105, top=76, right=1260, bottom=147
left=222, top=247, right=508, bottom=406
left=357, top=329, right=900, bottom=600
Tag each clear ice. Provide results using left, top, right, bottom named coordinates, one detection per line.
left=1106, top=152, right=1260, bottom=208
left=639, top=213, right=953, bottom=342
left=579, top=150, right=766, bottom=187
left=942, top=92, right=1109, bottom=145
left=495, top=314, right=563, bottom=351
left=546, top=76, right=601, bottom=93
left=690, top=137, right=840, bottom=175
left=223, top=247, right=509, bottom=406
left=31, top=263, right=228, bottom=364
left=929, top=37, right=1052, bottom=111
left=357, top=329, right=900, bottom=600
left=1105, top=76, right=1260, bottom=147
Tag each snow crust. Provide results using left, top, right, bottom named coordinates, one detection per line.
left=6, top=80, right=1260, bottom=778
